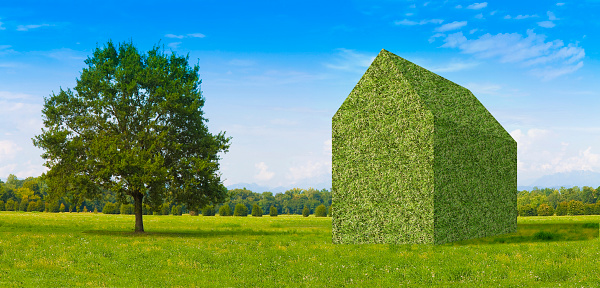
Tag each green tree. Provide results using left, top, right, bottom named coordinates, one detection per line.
left=161, top=203, right=171, bottom=216
left=59, top=203, right=66, bottom=212
left=302, top=206, right=310, bottom=217
left=19, top=197, right=29, bottom=211
left=567, top=200, right=585, bottom=216
left=251, top=204, right=263, bottom=217
left=218, top=204, right=230, bottom=216
left=328, top=205, right=332, bottom=217
left=555, top=201, right=568, bottom=216
left=27, top=201, right=36, bottom=212
left=103, top=202, right=118, bottom=214
left=269, top=205, right=277, bottom=217
left=120, top=203, right=134, bottom=215
left=233, top=203, right=248, bottom=216
left=171, top=205, right=182, bottom=216
left=202, top=205, right=215, bottom=216
left=314, top=204, right=327, bottom=217
left=33, top=41, right=231, bottom=232
left=0, top=200, right=4, bottom=211
left=6, top=199, right=15, bottom=211
left=537, top=203, right=554, bottom=216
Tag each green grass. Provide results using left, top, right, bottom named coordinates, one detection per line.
left=0, top=212, right=599, bottom=287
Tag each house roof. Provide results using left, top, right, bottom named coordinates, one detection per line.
left=341, top=49, right=514, bottom=143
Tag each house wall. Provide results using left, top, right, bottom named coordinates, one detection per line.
left=332, top=53, right=436, bottom=244
left=433, top=117, right=517, bottom=244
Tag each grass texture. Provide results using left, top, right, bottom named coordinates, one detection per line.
left=0, top=213, right=598, bottom=287
left=332, top=49, right=517, bottom=244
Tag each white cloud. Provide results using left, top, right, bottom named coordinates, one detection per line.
left=440, top=30, right=584, bottom=79
left=324, top=48, right=375, bottom=73
left=547, top=11, right=558, bottom=20
left=428, top=33, right=446, bottom=43
left=0, top=22, right=5, bottom=30
left=0, top=140, right=21, bottom=161
left=394, top=19, right=443, bottom=26
left=556, top=2, right=565, bottom=6
left=475, top=13, right=484, bottom=19
left=429, top=60, right=479, bottom=72
left=490, top=10, right=497, bottom=16
left=456, top=5, right=463, bottom=8
left=469, top=28, right=479, bottom=34
left=323, top=139, right=332, bottom=157
left=531, top=61, right=583, bottom=81
left=287, top=160, right=330, bottom=182
left=538, top=21, right=555, bottom=28
left=514, top=14, right=538, bottom=19
left=165, top=33, right=206, bottom=39
left=165, top=34, right=185, bottom=39
left=167, top=42, right=181, bottom=49
left=467, top=2, right=488, bottom=9
left=435, top=21, right=467, bottom=32
left=16, top=24, right=50, bottom=31
left=504, top=15, right=512, bottom=19
left=254, top=162, right=275, bottom=181
left=187, top=33, right=206, bottom=38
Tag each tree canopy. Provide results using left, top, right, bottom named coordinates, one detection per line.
left=33, top=40, right=231, bottom=232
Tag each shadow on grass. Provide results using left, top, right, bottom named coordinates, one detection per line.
left=446, top=222, right=599, bottom=246
left=82, top=227, right=317, bottom=238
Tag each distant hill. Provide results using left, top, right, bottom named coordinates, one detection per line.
left=518, top=170, right=600, bottom=191
left=226, top=179, right=332, bottom=194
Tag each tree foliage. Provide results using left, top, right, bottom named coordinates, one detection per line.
left=302, top=206, right=309, bottom=217
left=218, top=204, right=230, bottom=216
left=32, top=41, right=230, bottom=232
left=314, top=204, right=327, bottom=217
left=233, top=203, right=248, bottom=217
left=269, top=205, right=277, bottom=217
left=251, top=204, right=263, bottom=217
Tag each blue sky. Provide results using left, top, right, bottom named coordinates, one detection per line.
left=1, top=0, right=599, bottom=189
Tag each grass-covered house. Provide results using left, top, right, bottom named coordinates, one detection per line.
left=332, top=49, right=517, bottom=244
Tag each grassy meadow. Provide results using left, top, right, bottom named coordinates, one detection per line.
left=0, top=212, right=598, bottom=287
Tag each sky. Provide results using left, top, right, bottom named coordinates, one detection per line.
left=1, top=0, right=600, bottom=190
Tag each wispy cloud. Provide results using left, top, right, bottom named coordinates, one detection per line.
left=324, top=48, right=375, bottom=73
left=16, top=24, right=50, bottom=31
left=394, top=19, right=443, bottom=26
left=514, top=14, right=538, bottom=19
left=467, top=2, right=488, bottom=10
left=167, top=42, right=182, bottom=50
left=441, top=29, right=584, bottom=80
left=538, top=21, right=555, bottom=28
left=475, top=13, right=484, bottom=19
left=435, top=21, right=467, bottom=32
left=428, top=60, right=479, bottom=72
left=165, top=33, right=206, bottom=39
left=254, top=162, right=275, bottom=181
left=0, top=21, right=5, bottom=30
left=548, top=11, right=558, bottom=20
left=556, top=2, right=565, bottom=6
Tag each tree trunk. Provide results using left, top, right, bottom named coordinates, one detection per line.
left=134, top=192, right=144, bottom=233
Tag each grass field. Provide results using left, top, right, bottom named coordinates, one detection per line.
left=0, top=212, right=598, bottom=287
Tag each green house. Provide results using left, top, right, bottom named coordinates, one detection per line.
left=332, top=49, right=517, bottom=244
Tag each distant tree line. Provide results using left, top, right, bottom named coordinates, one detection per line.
left=0, top=175, right=332, bottom=216
left=518, top=186, right=600, bottom=216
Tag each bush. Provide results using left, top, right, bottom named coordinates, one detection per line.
left=0, top=200, right=4, bottom=211
left=302, top=206, right=310, bottom=217
left=533, top=231, right=556, bottom=241
left=567, top=200, right=585, bottom=216
left=120, top=204, right=134, bottom=215
left=315, top=204, right=327, bottom=217
left=251, top=204, right=263, bottom=217
left=46, top=201, right=60, bottom=213
left=6, top=199, right=15, bottom=211
left=233, top=204, right=248, bottom=216
left=83, top=206, right=88, bottom=212
left=20, top=199, right=29, bottom=211
left=218, top=205, right=231, bottom=216
left=171, top=205, right=183, bottom=216
left=596, top=203, right=600, bottom=215
left=202, top=205, right=215, bottom=216
left=161, top=204, right=170, bottom=215
left=584, top=204, right=595, bottom=215
left=537, top=204, right=554, bottom=216
left=27, top=201, right=36, bottom=212
left=269, top=206, right=278, bottom=217
left=60, top=203, right=66, bottom=212
left=518, top=204, right=536, bottom=216
left=36, top=200, right=45, bottom=212
left=103, top=202, right=119, bottom=214
left=143, top=204, right=151, bottom=215
left=555, top=202, right=568, bottom=216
